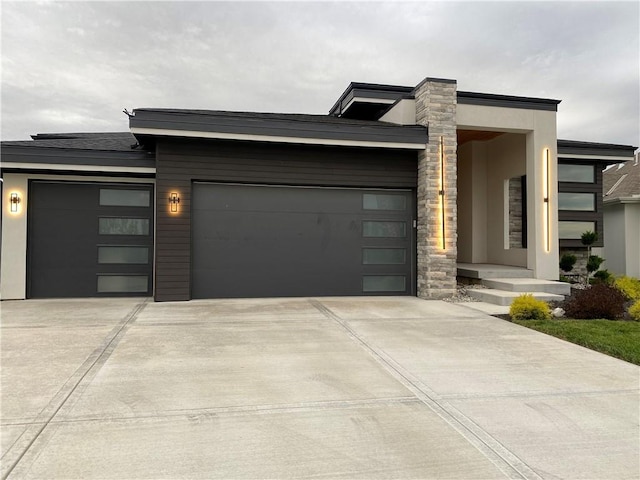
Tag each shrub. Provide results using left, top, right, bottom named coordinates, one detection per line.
left=563, top=283, right=627, bottom=320
left=614, top=276, right=640, bottom=301
left=559, top=253, right=577, bottom=273
left=581, top=230, right=598, bottom=247
left=629, top=301, right=640, bottom=321
left=587, top=255, right=604, bottom=275
left=510, top=294, right=551, bottom=321
left=593, top=269, right=613, bottom=284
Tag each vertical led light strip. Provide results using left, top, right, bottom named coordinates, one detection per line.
left=543, top=148, right=551, bottom=252
left=439, top=136, right=446, bottom=250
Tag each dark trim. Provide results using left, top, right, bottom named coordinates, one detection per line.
left=557, top=139, right=637, bottom=158
left=521, top=175, right=527, bottom=248
left=0, top=168, right=156, bottom=179
left=457, top=91, right=561, bottom=111
left=0, top=145, right=155, bottom=167
left=329, top=82, right=414, bottom=115
left=131, top=109, right=427, bottom=147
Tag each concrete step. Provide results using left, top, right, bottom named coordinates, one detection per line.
left=457, top=263, right=534, bottom=279
left=482, top=278, right=571, bottom=295
left=467, top=288, right=564, bottom=306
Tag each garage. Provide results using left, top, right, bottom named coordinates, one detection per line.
left=192, top=183, right=415, bottom=298
left=28, top=181, right=154, bottom=298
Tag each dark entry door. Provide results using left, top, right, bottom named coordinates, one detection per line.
left=28, top=181, right=154, bottom=298
left=192, top=183, right=415, bottom=298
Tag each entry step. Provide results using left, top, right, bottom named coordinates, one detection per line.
left=467, top=289, right=564, bottom=306
left=481, top=278, right=571, bottom=295
left=457, top=263, right=534, bottom=279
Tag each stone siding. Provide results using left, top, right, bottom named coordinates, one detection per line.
left=414, top=78, right=458, bottom=298
left=509, top=177, right=523, bottom=248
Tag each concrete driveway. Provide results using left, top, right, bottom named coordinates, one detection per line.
left=1, top=297, right=638, bottom=479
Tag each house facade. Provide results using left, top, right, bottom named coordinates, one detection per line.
left=1, top=77, right=636, bottom=301
left=601, top=154, right=640, bottom=277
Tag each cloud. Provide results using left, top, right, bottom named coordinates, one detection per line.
left=1, top=1, right=638, bottom=146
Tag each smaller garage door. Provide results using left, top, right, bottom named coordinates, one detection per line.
left=28, top=181, right=154, bottom=298
left=192, top=183, right=415, bottom=298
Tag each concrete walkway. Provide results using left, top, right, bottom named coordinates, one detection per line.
left=1, top=297, right=638, bottom=479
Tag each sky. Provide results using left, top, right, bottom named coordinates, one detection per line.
left=1, top=1, right=639, bottom=147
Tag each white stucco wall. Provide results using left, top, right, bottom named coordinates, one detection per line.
left=379, top=99, right=417, bottom=125
left=602, top=203, right=627, bottom=276
left=456, top=104, right=559, bottom=279
left=625, top=202, right=640, bottom=278
left=0, top=173, right=155, bottom=300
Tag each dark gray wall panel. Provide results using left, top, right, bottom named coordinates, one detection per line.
left=154, top=139, right=418, bottom=301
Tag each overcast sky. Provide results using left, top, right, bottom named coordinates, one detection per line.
left=2, top=1, right=638, bottom=147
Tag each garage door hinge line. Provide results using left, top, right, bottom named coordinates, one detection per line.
left=1, top=300, right=149, bottom=480
left=308, top=299, right=541, bottom=480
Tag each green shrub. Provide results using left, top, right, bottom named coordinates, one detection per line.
left=510, top=294, right=551, bottom=321
left=587, top=255, right=604, bottom=274
left=614, top=276, right=640, bottom=301
left=629, top=301, right=640, bottom=321
left=581, top=230, right=598, bottom=247
left=559, top=253, right=577, bottom=273
left=563, top=283, right=627, bottom=320
left=593, top=269, right=613, bottom=284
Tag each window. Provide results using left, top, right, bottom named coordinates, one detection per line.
left=559, top=221, right=596, bottom=239
left=558, top=193, right=595, bottom=211
left=100, top=189, right=151, bottom=207
left=362, top=221, right=406, bottom=238
left=99, top=218, right=149, bottom=235
left=558, top=164, right=594, bottom=183
left=362, top=193, right=407, bottom=211
left=362, top=275, right=406, bottom=292
left=97, top=275, right=148, bottom=293
left=98, top=246, right=149, bottom=264
left=362, top=248, right=406, bottom=265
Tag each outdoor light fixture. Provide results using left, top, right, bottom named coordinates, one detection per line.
left=169, top=192, right=180, bottom=213
left=10, top=193, right=21, bottom=213
left=543, top=148, right=551, bottom=252
left=439, top=136, right=446, bottom=250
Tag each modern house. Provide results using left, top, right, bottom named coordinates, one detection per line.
left=1, top=77, right=636, bottom=301
left=601, top=154, right=640, bottom=277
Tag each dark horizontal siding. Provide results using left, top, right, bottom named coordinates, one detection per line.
left=154, top=138, right=418, bottom=301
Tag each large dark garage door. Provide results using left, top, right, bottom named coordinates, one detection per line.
left=28, top=181, right=154, bottom=298
left=192, top=183, right=415, bottom=298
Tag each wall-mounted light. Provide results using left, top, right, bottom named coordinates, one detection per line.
left=10, top=192, right=21, bottom=213
left=439, top=136, right=446, bottom=250
left=169, top=192, right=180, bottom=213
left=543, top=148, right=551, bottom=252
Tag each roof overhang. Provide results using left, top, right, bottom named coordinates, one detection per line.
left=558, top=139, right=637, bottom=165
left=329, top=82, right=414, bottom=120
left=130, top=109, right=427, bottom=150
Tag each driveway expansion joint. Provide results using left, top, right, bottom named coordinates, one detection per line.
left=1, top=300, right=149, bottom=480
left=309, top=299, right=541, bottom=480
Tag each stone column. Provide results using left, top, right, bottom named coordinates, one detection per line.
left=414, top=78, right=458, bottom=298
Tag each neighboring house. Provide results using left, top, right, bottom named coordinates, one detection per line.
left=1, top=77, right=637, bottom=301
left=602, top=153, right=640, bottom=277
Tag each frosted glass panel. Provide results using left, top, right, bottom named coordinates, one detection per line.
left=97, top=275, right=148, bottom=293
left=362, top=276, right=406, bottom=292
left=98, top=246, right=149, bottom=264
left=362, top=248, right=406, bottom=265
left=362, top=221, right=406, bottom=238
left=363, top=193, right=407, bottom=211
left=100, top=189, right=150, bottom=207
left=99, top=218, right=149, bottom=235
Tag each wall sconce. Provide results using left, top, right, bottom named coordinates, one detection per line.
left=439, top=136, right=446, bottom=250
left=169, top=192, right=180, bottom=213
left=10, top=192, right=21, bottom=213
left=543, top=148, right=551, bottom=252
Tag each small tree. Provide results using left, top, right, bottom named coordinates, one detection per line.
left=581, top=230, right=604, bottom=281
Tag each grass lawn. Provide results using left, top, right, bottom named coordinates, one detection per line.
left=512, top=318, right=640, bottom=365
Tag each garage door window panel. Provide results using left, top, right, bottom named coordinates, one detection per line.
left=97, top=274, right=149, bottom=293
left=362, top=221, right=407, bottom=238
left=362, top=275, right=406, bottom=292
left=363, top=193, right=407, bottom=211
left=99, top=218, right=150, bottom=236
left=362, top=248, right=406, bottom=265
left=99, top=189, right=151, bottom=207
left=98, top=246, right=149, bottom=264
